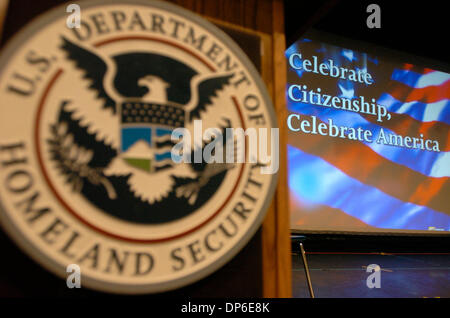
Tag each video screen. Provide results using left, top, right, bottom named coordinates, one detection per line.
left=286, top=32, right=450, bottom=234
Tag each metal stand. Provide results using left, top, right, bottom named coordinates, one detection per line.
left=291, top=235, right=315, bottom=298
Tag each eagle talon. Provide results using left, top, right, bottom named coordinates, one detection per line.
left=176, top=182, right=201, bottom=205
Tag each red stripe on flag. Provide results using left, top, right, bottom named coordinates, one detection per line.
left=410, top=178, right=448, bottom=210
left=403, top=63, right=435, bottom=74
left=387, top=79, right=450, bottom=103
left=288, top=114, right=450, bottom=215
left=289, top=191, right=374, bottom=229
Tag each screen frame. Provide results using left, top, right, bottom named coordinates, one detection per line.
left=287, top=29, right=450, bottom=236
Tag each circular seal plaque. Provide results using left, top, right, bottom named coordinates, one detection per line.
left=0, top=0, right=278, bottom=294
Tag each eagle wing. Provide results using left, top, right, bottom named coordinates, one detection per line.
left=187, top=73, right=234, bottom=121
left=59, top=37, right=120, bottom=149
left=60, top=37, right=116, bottom=113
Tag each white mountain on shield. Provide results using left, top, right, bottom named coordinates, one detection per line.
left=121, top=140, right=155, bottom=171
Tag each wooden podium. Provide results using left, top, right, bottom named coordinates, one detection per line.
left=0, top=0, right=291, bottom=297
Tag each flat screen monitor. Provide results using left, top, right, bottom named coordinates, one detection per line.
left=286, top=30, right=450, bottom=234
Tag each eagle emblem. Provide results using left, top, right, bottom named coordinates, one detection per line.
left=47, top=37, right=237, bottom=224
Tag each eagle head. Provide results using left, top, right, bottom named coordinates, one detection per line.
left=138, top=75, right=170, bottom=104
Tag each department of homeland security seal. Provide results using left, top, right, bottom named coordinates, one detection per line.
left=0, top=0, right=277, bottom=294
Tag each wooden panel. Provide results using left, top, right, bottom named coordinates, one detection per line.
left=168, top=0, right=273, bottom=34
left=271, top=0, right=291, bottom=298
left=0, top=0, right=8, bottom=41
left=208, top=18, right=283, bottom=297
left=171, top=0, right=291, bottom=297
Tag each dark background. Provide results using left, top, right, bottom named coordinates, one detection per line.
left=285, top=0, right=449, bottom=66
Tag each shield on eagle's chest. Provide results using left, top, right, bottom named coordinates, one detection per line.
left=120, top=101, right=185, bottom=173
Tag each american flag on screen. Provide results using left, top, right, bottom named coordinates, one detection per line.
left=286, top=39, right=450, bottom=231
